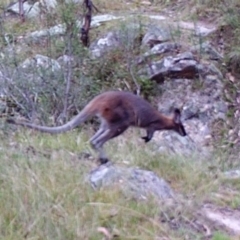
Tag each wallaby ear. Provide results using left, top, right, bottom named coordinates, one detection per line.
left=173, top=108, right=181, bottom=124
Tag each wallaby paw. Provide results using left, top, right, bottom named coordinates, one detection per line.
left=98, top=157, right=109, bottom=165
left=6, top=118, right=16, bottom=124
left=141, top=136, right=150, bottom=143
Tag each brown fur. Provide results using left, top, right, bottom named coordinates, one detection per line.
left=7, top=91, right=187, bottom=164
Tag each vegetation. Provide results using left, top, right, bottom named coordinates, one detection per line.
left=0, top=128, right=239, bottom=239
left=0, top=0, right=240, bottom=239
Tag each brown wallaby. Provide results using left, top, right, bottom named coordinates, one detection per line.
left=7, top=91, right=187, bottom=164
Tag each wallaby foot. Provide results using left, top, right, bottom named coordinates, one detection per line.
left=6, top=118, right=16, bottom=124
left=141, top=136, right=151, bottom=143
left=98, top=157, right=109, bottom=165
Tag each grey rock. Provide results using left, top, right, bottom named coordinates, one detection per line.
left=155, top=131, right=203, bottom=156
left=154, top=76, right=227, bottom=156
left=89, top=162, right=174, bottom=200
left=5, top=0, right=83, bottom=18
left=25, top=14, right=124, bottom=43
left=90, top=32, right=120, bottom=58
left=26, top=24, right=66, bottom=43
left=196, top=63, right=223, bottom=79
left=142, top=16, right=216, bottom=37
left=224, top=169, right=240, bottom=179
left=57, top=55, right=75, bottom=67
left=19, top=55, right=62, bottom=84
left=175, top=51, right=195, bottom=60
left=90, top=14, right=124, bottom=28
left=201, top=75, right=224, bottom=98
left=65, top=0, right=83, bottom=3
left=141, top=49, right=223, bottom=83
left=20, top=54, right=61, bottom=73
left=154, top=121, right=212, bottom=157
left=145, top=15, right=167, bottom=21
left=138, top=42, right=181, bottom=64
left=142, top=25, right=172, bottom=47
left=6, top=1, right=40, bottom=18
left=176, top=21, right=217, bottom=37
left=201, top=204, right=240, bottom=235
left=182, top=102, right=199, bottom=120
left=148, top=52, right=198, bottom=83
left=90, top=23, right=142, bottom=58
left=149, top=42, right=181, bottom=55
left=191, top=42, right=223, bottom=60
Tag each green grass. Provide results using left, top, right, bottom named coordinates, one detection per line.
left=0, top=127, right=237, bottom=239
left=213, top=232, right=233, bottom=240
left=1, top=0, right=240, bottom=238
left=0, top=129, right=170, bottom=239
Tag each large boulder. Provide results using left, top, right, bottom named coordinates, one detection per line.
left=89, top=162, right=175, bottom=201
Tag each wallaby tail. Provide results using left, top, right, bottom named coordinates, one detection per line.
left=6, top=106, right=96, bottom=134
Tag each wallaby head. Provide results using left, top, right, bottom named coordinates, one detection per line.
left=172, top=108, right=187, bottom=137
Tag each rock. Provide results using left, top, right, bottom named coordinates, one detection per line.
left=18, top=54, right=63, bottom=82
left=191, top=42, right=223, bottom=60
left=140, top=49, right=223, bottom=83
left=26, top=24, right=66, bottom=43
left=89, top=162, right=175, bottom=200
left=144, top=15, right=167, bottom=21
left=90, top=23, right=142, bottom=58
left=57, top=55, right=75, bottom=67
left=24, top=14, right=124, bottom=43
left=138, top=42, right=181, bottom=64
left=154, top=120, right=212, bottom=157
left=89, top=14, right=124, bottom=28
left=89, top=32, right=120, bottom=58
left=5, top=0, right=83, bottom=18
left=196, top=62, right=223, bottom=79
left=142, top=25, right=172, bottom=47
left=201, top=204, right=240, bottom=235
left=154, top=76, right=227, bottom=156
left=141, top=1, right=152, bottom=6
left=6, top=1, right=40, bottom=19
left=140, top=16, right=216, bottom=37
left=65, top=0, right=83, bottom=3
left=147, top=52, right=199, bottom=83
left=176, top=21, right=217, bottom=37
left=20, top=54, right=62, bottom=74
left=147, top=42, right=181, bottom=56
left=224, top=169, right=240, bottom=179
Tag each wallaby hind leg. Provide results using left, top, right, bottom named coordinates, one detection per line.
left=90, top=120, right=108, bottom=144
left=91, top=124, right=128, bottom=164
left=90, top=128, right=110, bottom=164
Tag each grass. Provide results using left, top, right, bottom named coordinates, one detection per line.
left=1, top=0, right=240, bottom=238
left=0, top=129, right=170, bottom=239
left=0, top=126, right=238, bottom=239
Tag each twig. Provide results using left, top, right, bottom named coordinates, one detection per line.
left=80, top=10, right=91, bottom=47
left=129, top=62, right=141, bottom=96
left=19, top=0, right=25, bottom=22
left=62, top=44, right=73, bottom=121
left=80, top=0, right=99, bottom=47
left=83, top=0, right=100, bottom=13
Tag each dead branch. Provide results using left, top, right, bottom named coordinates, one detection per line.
left=62, top=36, right=73, bottom=122
left=83, top=0, right=100, bottom=14
left=80, top=10, right=91, bottom=47
left=19, top=0, right=25, bottom=22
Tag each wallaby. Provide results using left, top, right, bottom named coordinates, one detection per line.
left=7, top=91, right=187, bottom=164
